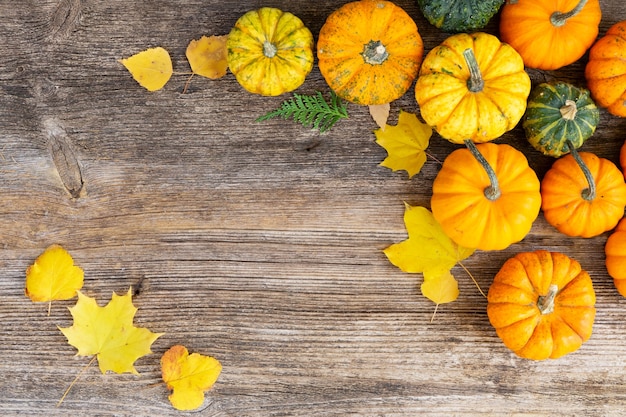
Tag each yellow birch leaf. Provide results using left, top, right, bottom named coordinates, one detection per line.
left=384, top=204, right=475, bottom=279
left=25, top=245, right=84, bottom=308
left=59, top=288, right=164, bottom=374
left=119, top=47, right=173, bottom=91
left=420, top=270, right=460, bottom=305
left=161, top=345, right=222, bottom=411
left=369, top=103, right=390, bottom=130
left=186, top=35, right=229, bottom=79
left=374, top=110, right=432, bottom=178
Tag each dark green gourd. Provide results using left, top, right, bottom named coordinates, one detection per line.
left=417, top=0, right=504, bottom=33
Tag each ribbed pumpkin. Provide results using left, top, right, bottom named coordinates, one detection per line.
left=499, top=0, right=602, bottom=70
left=317, top=0, right=424, bottom=105
left=415, top=32, right=530, bottom=144
left=523, top=82, right=599, bottom=157
left=487, top=250, right=596, bottom=360
left=431, top=142, right=541, bottom=251
left=417, top=0, right=504, bottom=33
left=585, top=20, right=626, bottom=118
left=620, top=140, right=626, bottom=178
left=541, top=150, right=626, bottom=237
left=227, top=8, right=314, bottom=96
left=605, top=218, right=626, bottom=297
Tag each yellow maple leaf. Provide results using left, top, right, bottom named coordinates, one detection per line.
left=374, top=110, right=432, bottom=178
left=161, top=345, right=222, bottom=411
left=186, top=35, right=229, bottom=79
left=25, top=245, right=84, bottom=314
left=421, top=270, right=460, bottom=306
left=59, top=288, right=163, bottom=374
left=119, top=47, right=173, bottom=91
left=384, top=204, right=474, bottom=306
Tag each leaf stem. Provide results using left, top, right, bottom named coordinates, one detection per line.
left=566, top=139, right=596, bottom=201
left=57, top=355, right=97, bottom=407
left=459, top=262, right=486, bottom=298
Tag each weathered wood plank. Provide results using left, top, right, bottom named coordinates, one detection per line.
left=2, top=0, right=626, bottom=416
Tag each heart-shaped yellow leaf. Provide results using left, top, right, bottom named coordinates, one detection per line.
left=120, top=47, right=173, bottom=91
left=186, top=35, right=229, bottom=79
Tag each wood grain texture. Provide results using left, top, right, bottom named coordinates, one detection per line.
left=2, top=0, right=626, bottom=416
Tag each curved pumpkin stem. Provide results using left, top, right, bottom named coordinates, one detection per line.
left=464, top=140, right=501, bottom=201
left=566, top=139, right=596, bottom=201
left=463, top=49, right=484, bottom=93
left=551, top=0, right=587, bottom=27
left=537, top=284, right=558, bottom=315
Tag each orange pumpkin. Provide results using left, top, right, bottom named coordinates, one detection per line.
left=431, top=141, right=541, bottom=251
left=541, top=149, right=626, bottom=237
left=487, top=250, right=596, bottom=360
left=317, top=0, right=424, bottom=105
left=605, top=217, right=626, bottom=297
left=585, top=20, right=626, bottom=117
left=499, top=0, right=602, bottom=70
left=621, top=140, right=626, bottom=178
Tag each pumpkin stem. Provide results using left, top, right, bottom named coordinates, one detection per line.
left=566, top=139, right=596, bottom=201
left=362, top=40, right=389, bottom=65
left=560, top=100, right=578, bottom=121
left=464, top=140, right=501, bottom=201
left=463, top=49, right=484, bottom=93
left=263, top=40, right=278, bottom=58
left=537, top=284, right=558, bottom=315
left=551, top=0, right=588, bottom=27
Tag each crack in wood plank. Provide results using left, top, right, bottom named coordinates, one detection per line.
left=44, top=118, right=84, bottom=198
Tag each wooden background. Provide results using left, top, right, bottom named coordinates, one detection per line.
left=2, top=0, right=626, bottom=416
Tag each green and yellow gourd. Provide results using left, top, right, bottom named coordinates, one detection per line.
left=417, top=0, right=505, bottom=33
left=523, top=82, right=599, bottom=157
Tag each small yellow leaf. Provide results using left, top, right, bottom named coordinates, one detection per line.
left=369, top=103, right=390, bottom=130
left=421, top=271, right=460, bottom=305
left=25, top=244, right=84, bottom=305
left=161, top=345, right=222, bottom=411
left=59, top=288, right=163, bottom=374
left=375, top=110, right=432, bottom=178
left=384, top=204, right=475, bottom=279
left=186, top=35, right=229, bottom=79
left=119, top=47, right=173, bottom=91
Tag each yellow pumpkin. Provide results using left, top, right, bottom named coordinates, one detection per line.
left=227, top=8, right=314, bottom=96
left=415, top=32, right=531, bottom=144
left=317, top=0, right=424, bottom=105
left=431, top=141, right=541, bottom=251
left=487, top=250, right=596, bottom=360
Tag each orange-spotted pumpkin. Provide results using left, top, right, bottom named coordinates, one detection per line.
left=605, top=217, right=626, bottom=297
left=487, top=250, right=596, bottom=360
left=227, top=8, right=314, bottom=96
left=541, top=149, right=626, bottom=237
left=415, top=32, right=530, bottom=144
left=499, top=0, right=602, bottom=70
left=585, top=20, right=626, bottom=118
left=317, top=0, right=424, bottom=105
left=431, top=141, right=541, bottom=251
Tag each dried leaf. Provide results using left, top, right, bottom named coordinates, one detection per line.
left=369, top=103, right=390, bottom=130
left=161, top=345, right=222, bottom=411
left=119, top=47, right=173, bottom=91
left=375, top=110, right=432, bottom=178
left=186, top=35, right=229, bottom=79
left=25, top=245, right=84, bottom=313
left=59, top=288, right=163, bottom=374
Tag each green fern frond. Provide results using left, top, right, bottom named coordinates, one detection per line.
left=256, top=91, right=349, bottom=133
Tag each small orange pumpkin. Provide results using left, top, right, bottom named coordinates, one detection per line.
left=585, top=20, right=626, bottom=118
left=620, top=140, right=626, bottom=178
left=541, top=148, right=626, bottom=237
left=605, top=217, right=626, bottom=297
left=317, top=0, right=424, bottom=105
left=499, top=0, right=602, bottom=70
left=431, top=141, right=541, bottom=251
left=487, top=250, right=596, bottom=360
